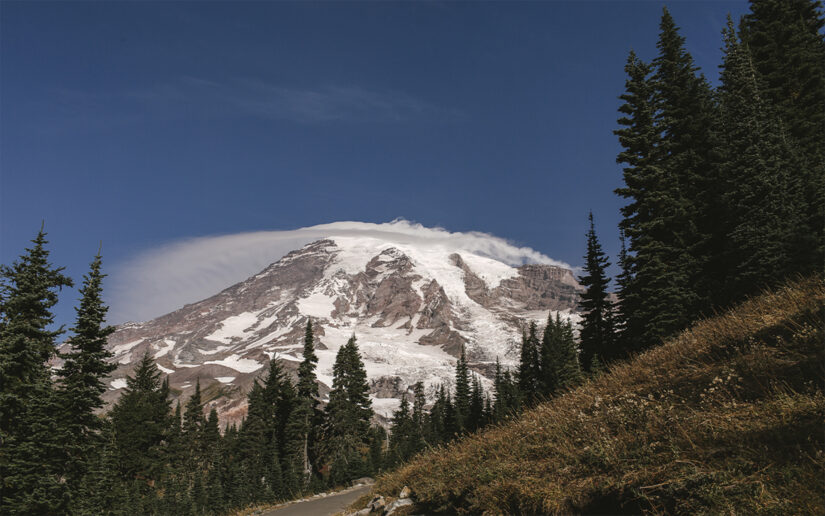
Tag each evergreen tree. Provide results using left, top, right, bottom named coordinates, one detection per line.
left=0, top=228, right=73, bottom=515
left=540, top=313, right=583, bottom=396
left=518, top=322, right=541, bottom=404
left=741, top=0, right=825, bottom=273
left=323, top=336, right=373, bottom=485
left=577, top=212, right=616, bottom=371
left=287, top=320, right=320, bottom=487
left=614, top=50, right=661, bottom=353
left=388, top=395, right=414, bottom=466
left=411, top=381, right=427, bottom=445
left=56, top=252, right=117, bottom=501
left=453, top=343, right=471, bottom=431
left=653, top=7, right=720, bottom=319
left=468, top=374, right=484, bottom=432
left=613, top=230, right=637, bottom=353
left=109, top=352, right=172, bottom=485
left=717, top=17, right=807, bottom=303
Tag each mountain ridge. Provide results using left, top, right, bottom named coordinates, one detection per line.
left=96, top=236, right=583, bottom=425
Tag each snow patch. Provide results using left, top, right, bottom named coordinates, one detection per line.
left=153, top=338, right=176, bottom=358
left=110, top=378, right=127, bottom=390
left=215, top=376, right=236, bottom=384
left=111, top=338, right=144, bottom=355
left=204, top=355, right=263, bottom=373
left=205, top=311, right=261, bottom=344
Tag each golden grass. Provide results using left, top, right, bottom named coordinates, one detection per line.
left=367, top=277, right=825, bottom=514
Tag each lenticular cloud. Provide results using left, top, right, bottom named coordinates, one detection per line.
left=108, top=219, right=569, bottom=324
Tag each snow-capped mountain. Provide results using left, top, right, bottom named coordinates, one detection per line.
left=102, top=235, right=582, bottom=425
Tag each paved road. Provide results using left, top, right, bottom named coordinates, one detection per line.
left=261, top=484, right=373, bottom=516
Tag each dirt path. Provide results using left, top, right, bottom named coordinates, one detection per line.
left=260, top=484, right=372, bottom=516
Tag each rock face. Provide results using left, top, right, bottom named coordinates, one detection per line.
left=97, top=236, right=582, bottom=426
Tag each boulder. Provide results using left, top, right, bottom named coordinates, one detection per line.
left=385, top=498, right=414, bottom=515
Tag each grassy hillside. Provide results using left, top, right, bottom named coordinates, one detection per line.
left=367, top=277, right=824, bottom=514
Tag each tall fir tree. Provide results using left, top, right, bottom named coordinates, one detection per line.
left=287, top=320, right=320, bottom=487
left=518, top=322, right=541, bottom=404
left=577, top=212, right=616, bottom=371
left=56, top=251, right=117, bottom=504
left=109, top=353, right=172, bottom=486
left=0, top=228, right=73, bottom=515
left=540, top=313, right=583, bottom=395
left=613, top=50, right=661, bottom=353
left=653, top=7, right=720, bottom=319
left=323, top=336, right=373, bottom=485
left=740, top=0, right=825, bottom=279
left=453, top=343, right=471, bottom=431
left=716, top=17, right=807, bottom=303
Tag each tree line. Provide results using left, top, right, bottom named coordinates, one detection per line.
left=576, top=0, right=824, bottom=374
left=387, top=312, right=583, bottom=465
left=0, top=232, right=384, bottom=514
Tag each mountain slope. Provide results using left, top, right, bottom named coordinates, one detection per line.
left=101, top=236, right=582, bottom=424
left=365, top=277, right=824, bottom=514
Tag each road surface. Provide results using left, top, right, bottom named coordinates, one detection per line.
left=261, top=484, right=373, bottom=516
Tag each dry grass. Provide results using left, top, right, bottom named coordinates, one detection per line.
left=367, top=277, right=825, bottom=515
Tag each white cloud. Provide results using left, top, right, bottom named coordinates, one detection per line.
left=108, top=219, right=569, bottom=324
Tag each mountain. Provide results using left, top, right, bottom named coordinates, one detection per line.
left=100, top=236, right=583, bottom=425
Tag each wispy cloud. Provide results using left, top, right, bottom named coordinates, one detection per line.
left=128, top=76, right=453, bottom=124
left=108, top=219, right=568, bottom=324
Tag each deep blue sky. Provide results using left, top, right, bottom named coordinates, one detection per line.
left=1, top=1, right=749, bottom=327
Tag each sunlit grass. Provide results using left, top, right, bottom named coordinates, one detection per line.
left=365, top=276, right=824, bottom=514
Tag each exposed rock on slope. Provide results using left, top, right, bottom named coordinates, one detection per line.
left=101, top=237, right=582, bottom=425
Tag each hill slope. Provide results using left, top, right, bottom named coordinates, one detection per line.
left=366, top=277, right=824, bottom=514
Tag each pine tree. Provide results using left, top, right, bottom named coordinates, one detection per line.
left=653, top=7, right=720, bottom=319
left=577, top=212, right=616, bottom=371
left=56, top=252, right=117, bottom=502
left=716, top=16, right=808, bottom=303
left=468, top=374, right=484, bottom=432
left=0, top=228, right=73, bottom=515
left=287, top=320, right=320, bottom=487
left=411, top=381, right=427, bottom=446
left=613, top=230, right=638, bottom=354
left=741, top=0, right=825, bottom=274
left=109, top=352, right=172, bottom=485
left=323, top=336, right=373, bottom=485
left=453, top=343, right=471, bottom=431
left=614, top=50, right=661, bottom=353
left=741, top=0, right=825, bottom=164
left=518, top=322, right=541, bottom=404
left=388, top=395, right=414, bottom=466
left=540, top=313, right=583, bottom=396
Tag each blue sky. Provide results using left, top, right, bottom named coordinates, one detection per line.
left=1, top=1, right=750, bottom=327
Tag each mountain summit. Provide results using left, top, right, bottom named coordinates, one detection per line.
left=102, top=236, right=582, bottom=424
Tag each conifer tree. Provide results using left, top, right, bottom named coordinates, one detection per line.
left=453, top=343, right=471, bottom=431
left=716, top=17, right=807, bottom=303
left=323, top=336, right=373, bottom=485
left=388, top=395, right=414, bottom=466
left=109, top=352, right=172, bottom=485
left=741, top=0, right=825, bottom=273
left=614, top=51, right=660, bottom=352
left=57, top=252, right=117, bottom=500
left=287, top=320, right=320, bottom=486
left=540, top=313, right=583, bottom=395
left=411, top=381, right=427, bottom=446
left=468, top=374, right=484, bottom=432
left=653, top=7, right=720, bottom=319
left=577, top=212, right=615, bottom=372
left=518, top=322, right=541, bottom=404
left=0, top=228, right=73, bottom=515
